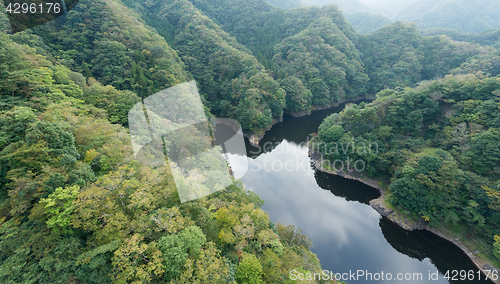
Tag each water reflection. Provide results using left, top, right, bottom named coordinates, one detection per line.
left=314, top=170, right=380, bottom=205
left=380, top=218, right=492, bottom=283
left=229, top=101, right=492, bottom=283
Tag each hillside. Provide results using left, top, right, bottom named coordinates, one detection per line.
left=142, top=0, right=286, bottom=132
left=0, top=1, right=335, bottom=283
left=359, top=21, right=497, bottom=93
left=128, top=0, right=371, bottom=125
left=267, top=0, right=303, bottom=9
left=344, top=12, right=391, bottom=34
left=422, top=28, right=500, bottom=49
left=300, top=0, right=392, bottom=34
left=15, top=0, right=497, bottom=133
left=1, top=0, right=500, bottom=282
left=395, top=0, right=500, bottom=33
left=312, top=73, right=500, bottom=268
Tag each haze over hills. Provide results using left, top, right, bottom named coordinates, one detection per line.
left=394, top=0, right=500, bottom=33
left=5, top=0, right=496, bottom=134
left=422, top=28, right=500, bottom=49
left=358, top=0, right=417, bottom=19
left=301, top=0, right=370, bottom=14
left=268, top=0, right=302, bottom=9
left=274, top=0, right=500, bottom=34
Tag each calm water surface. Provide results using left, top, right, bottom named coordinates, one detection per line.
left=228, top=102, right=492, bottom=284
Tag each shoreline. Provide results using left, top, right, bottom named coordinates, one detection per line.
left=285, top=95, right=372, bottom=118
left=243, top=117, right=283, bottom=146
left=309, top=147, right=500, bottom=284
left=244, top=96, right=374, bottom=146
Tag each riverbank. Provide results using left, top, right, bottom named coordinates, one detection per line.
left=308, top=147, right=500, bottom=284
left=243, top=117, right=283, bottom=146
left=285, top=95, right=373, bottom=118
left=244, top=96, right=374, bottom=146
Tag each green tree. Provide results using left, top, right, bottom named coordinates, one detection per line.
left=178, top=242, right=233, bottom=284
left=466, top=129, right=500, bottom=175
left=111, top=234, right=164, bottom=283
left=235, top=253, right=264, bottom=284
left=260, top=249, right=282, bottom=283
left=82, top=62, right=92, bottom=78
left=158, top=226, right=207, bottom=281
left=40, top=185, right=80, bottom=234
left=494, top=235, right=500, bottom=261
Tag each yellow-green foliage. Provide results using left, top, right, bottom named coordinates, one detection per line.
left=40, top=185, right=80, bottom=233
left=494, top=235, right=500, bottom=260
left=236, top=253, right=264, bottom=284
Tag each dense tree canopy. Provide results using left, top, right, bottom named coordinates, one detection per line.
left=358, top=22, right=496, bottom=93
left=1, top=0, right=500, bottom=280
left=0, top=24, right=332, bottom=283
left=30, top=0, right=191, bottom=97
left=344, top=12, right=392, bottom=34
left=314, top=74, right=500, bottom=262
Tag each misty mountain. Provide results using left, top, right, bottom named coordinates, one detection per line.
left=268, top=0, right=303, bottom=9
left=4, top=0, right=498, bottom=133
left=359, top=0, right=418, bottom=19
left=395, top=0, right=500, bottom=33
left=344, top=12, right=391, bottom=34
left=300, top=0, right=500, bottom=34
left=422, top=27, right=500, bottom=49
left=301, top=0, right=370, bottom=14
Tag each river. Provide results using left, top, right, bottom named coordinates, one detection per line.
left=226, top=101, right=493, bottom=283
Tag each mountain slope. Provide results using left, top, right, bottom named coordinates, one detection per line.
left=301, top=0, right=370, bottom=13
left=395, top=0, right=500, bottom=33
left=267, top=0, right=303, bottom=9
left=273, top=16, right=369, bottom=110
left=128, top=0, right=369, bottom=119
left=359, top=22, right=495, bottom=93
left=30, top=0, right=191, bottom=98
left=313, top=73, right=500, bottom=268
left=421, top=28, right=500, bottom=49
left=344, top=12, right=391, bottom=34
left=0, top=11, right=328, bottom=284
left=156, top=0, right=286, bottom=131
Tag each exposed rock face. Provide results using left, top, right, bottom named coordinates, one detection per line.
left=370, top=198, right=393, bottom=217
left=370, top=196, right=429, bottom=231
left=243, top=117, right=283, bottom=146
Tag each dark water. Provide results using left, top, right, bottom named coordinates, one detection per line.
left=228, top=102, right=493, bottom=283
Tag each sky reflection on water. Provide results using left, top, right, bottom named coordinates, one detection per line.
left=229, top=141, right=447, bottom=283
left=225, top=103, right=492, bottom=283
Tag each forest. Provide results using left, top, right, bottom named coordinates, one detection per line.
left=0, top=0, right=500, bottom=282
left=313, top=74, right=500, bottom=267
left=271, top=0, right=500, bottom=34
left=0, top=25, right=331, bottom=283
